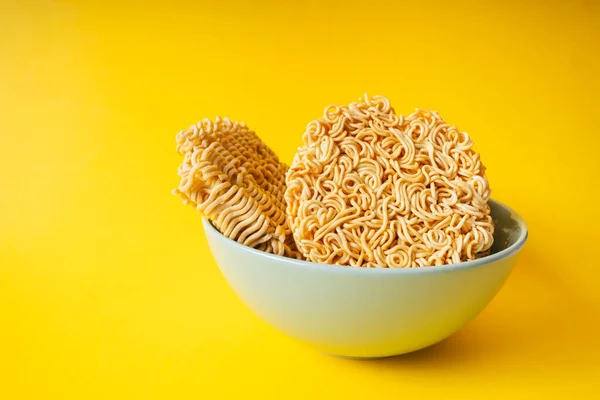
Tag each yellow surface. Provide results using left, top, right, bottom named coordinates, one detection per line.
left=1, top=0, right=599, bottom=398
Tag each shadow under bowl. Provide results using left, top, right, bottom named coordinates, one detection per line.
left=203, top=199, right=528, bottom=358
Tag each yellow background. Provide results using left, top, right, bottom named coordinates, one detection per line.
left=1, top=0, right=599, bottom=398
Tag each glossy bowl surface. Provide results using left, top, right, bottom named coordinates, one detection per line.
left=203, top=199, right=528, bottom=358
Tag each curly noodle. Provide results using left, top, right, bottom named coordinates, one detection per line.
left=285, top=95, right=493, bottom=268
left=175, top=117, right=300, bottom=258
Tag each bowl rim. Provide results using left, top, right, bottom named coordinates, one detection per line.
left=202, top=199, right=528, bottom=275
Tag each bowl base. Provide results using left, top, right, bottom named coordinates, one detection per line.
left=323, top=352, right=391, bottom=361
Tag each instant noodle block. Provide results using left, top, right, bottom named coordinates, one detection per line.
left=285, top=95, right=494, bottom=268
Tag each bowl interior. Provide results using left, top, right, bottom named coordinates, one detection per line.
left=488, top=200, right=526, bottom=256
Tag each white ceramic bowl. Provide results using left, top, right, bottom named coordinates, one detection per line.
left=203, top=199, right=527, bottom=359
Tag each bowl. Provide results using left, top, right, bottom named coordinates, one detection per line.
left=203, top=199, right=528, bottom=359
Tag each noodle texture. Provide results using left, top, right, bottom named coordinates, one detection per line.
left=175, top=117, right=300, bottom=258
left=285, top=95, right=494, bottom=268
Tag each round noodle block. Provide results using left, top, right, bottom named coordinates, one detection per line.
left=175, top=117, right=300, bottom=258
left=285, top=95, right=494, bottom=268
